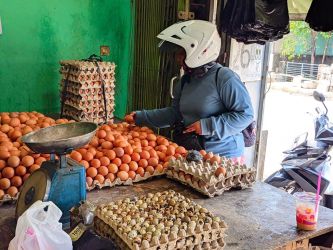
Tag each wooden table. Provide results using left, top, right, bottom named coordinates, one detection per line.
left=1, top=179, right=333, bottom=249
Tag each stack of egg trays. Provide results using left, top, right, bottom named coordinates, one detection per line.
left=59, top=60, right=116, bottom=124
left=167, top=157, right=256, bottom=197
left=94, top=190, right=227, bottom=250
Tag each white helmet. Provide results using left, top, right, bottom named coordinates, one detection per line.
left=157, top=20, right=221, bottom=68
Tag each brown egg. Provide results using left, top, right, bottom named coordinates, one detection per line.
left=19, top=114, right=29, bottom=123
left=2, top=167, right=14, bottom=178
left=148, top=158, right=158, bottom=167
left=0, top=160, right=5, bottom=170
left=1, top=141, right=13, bottom=149
left=0, top=178, right=10, bottom=189
left=128, top=170, right=136, bottom=180
left=87, top=167, right=97, bottom=178
left=146, top=166, right=155, bottom=175
left=23, top=173, right=30, bottom=181
left=7, top=156, right=20, bottom=167
left=9, top=118, right=20, bottom=127
left=90, top=159, right=101, bottom=168
left=35, top=157, right=46, bottom=165
left=10, top=130, right=22, bottom=140
left=80, top=160, right=89, bottom=169
left=70, top=151, right=82, bottom=162
left=29, top=164, right=40, bottom=173
left=83, top=152, right=94, bottom=162
left=26, top=119, right=37, bottom=126
left=22, top=155, right=34, bottom=167
left=106, top=173, right=115, bottom=182
left=210, top=155, right=221, bottom=164
left=97, top=166, right=108, bottom=176
left=0, top=189, right=4, bottom=199
left=12, top=141, right=21, bottom=148
left=86, top=177, right=93, bottom=187
left=94, top=174, right=105, bottom=184
left=22, top=126, right=33, bottom=135
left=15, top=166, right=27, bottom=176
left=117, top=171, right=129, bottom=181
left=11, top=176, right=22, bottom=187
left=7, top=186, right=18, bottom=197
left=107, top=164, right=118, bottom=174
left=215, top=167, right=226, bottom=177
left=0, top=124, right=11, bottom=133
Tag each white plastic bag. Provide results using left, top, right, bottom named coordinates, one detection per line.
left=9, top=200, right=72, bottom=250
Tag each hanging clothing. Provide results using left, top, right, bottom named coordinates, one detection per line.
left=219, top=0, right=289, bottom=44
left=305, top=0, right=333, bottom=32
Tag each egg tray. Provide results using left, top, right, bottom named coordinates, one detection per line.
left=86, top=169, right=166, bottom=191
left=63, top=96, right=114, bottom=109
left=60, top=73, right=115, bottom=84
left=60, top=80, right=115, bottom=91
left=61, top=109, right=114, bottom=124
left=0, top=193, right=18, bottom=206
left=95, top=217, right=226, bottom=250
left=166, top=158, right=256, bottom=198
left=59, top=60, right=116, bottom=74
left=60, top=90, right=115, bottom=103
left=94, top=190, right=227, bottom=250
left=62, top=104, right=114, bottom=118
left=63, top=101, right=115, bottom=113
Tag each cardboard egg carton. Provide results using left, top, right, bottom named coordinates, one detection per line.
left=60, top=79, right=115, bottom=90
left=167, top=157, right=256, bottom=197
left=94, top=190, right=227, bottom=250
left=60, top=60, right=116, bottom=75
left=62, top=105, right=114, bottom=124
left=86, top=169, right=166, bottom=191
left=63, top=100, right=115, bottom=112
left=0, top=193, right=18, bottom=206
left=60, top=72, right=115, bottom=83
left=61, top=92, right=114, bottom=106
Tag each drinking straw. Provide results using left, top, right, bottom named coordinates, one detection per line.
left=315, top=171, right=322, bottom=214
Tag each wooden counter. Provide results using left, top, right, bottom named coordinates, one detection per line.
left=1, top=179, right=333, bottom=249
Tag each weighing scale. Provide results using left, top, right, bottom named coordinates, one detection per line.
left=16, top=122, right=97, bottom=229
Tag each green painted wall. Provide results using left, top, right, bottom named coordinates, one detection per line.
left=0, top=0, right=132, bottom=118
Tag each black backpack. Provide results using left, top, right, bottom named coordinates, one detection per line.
left=180, top=67, right=256, bottom=147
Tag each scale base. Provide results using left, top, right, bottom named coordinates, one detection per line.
left=16, top=158, right=86, bottom=229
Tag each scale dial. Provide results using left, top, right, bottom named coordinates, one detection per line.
left=15, top=168, right=51, bottom=219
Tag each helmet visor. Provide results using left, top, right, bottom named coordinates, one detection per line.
left=158, top=40, right=183, bottom=53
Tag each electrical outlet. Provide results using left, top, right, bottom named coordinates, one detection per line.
left=100, top=46, right=110, bottom=56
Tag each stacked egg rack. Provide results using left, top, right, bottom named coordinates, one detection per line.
left=94, top=190, right=227, bottom=250
left=167, top=156, right=256, bottom=197
left=59, top=60, right=116, bottom=124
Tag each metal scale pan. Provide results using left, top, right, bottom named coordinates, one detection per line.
left=21, top=122, right=98, bottom=155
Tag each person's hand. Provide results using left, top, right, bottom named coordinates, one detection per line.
left=125, top=112, right=136, bottom=124
left=184, top=121, right=202, bottom=135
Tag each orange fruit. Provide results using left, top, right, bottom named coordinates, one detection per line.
left=97, top=130, right=107, bottom=139
left=105, top=150, right=116, bottom=160
left=131, top=152, right=140, bottom=162
left=83, top=152, right=94, bottom=162
left=106, top=173, right=115, bottom=182
left=114, top=147, right=124, bottom=158
left=148, top=158, right=158, bottom=167
left=70, top=151, right=82, bottom=162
